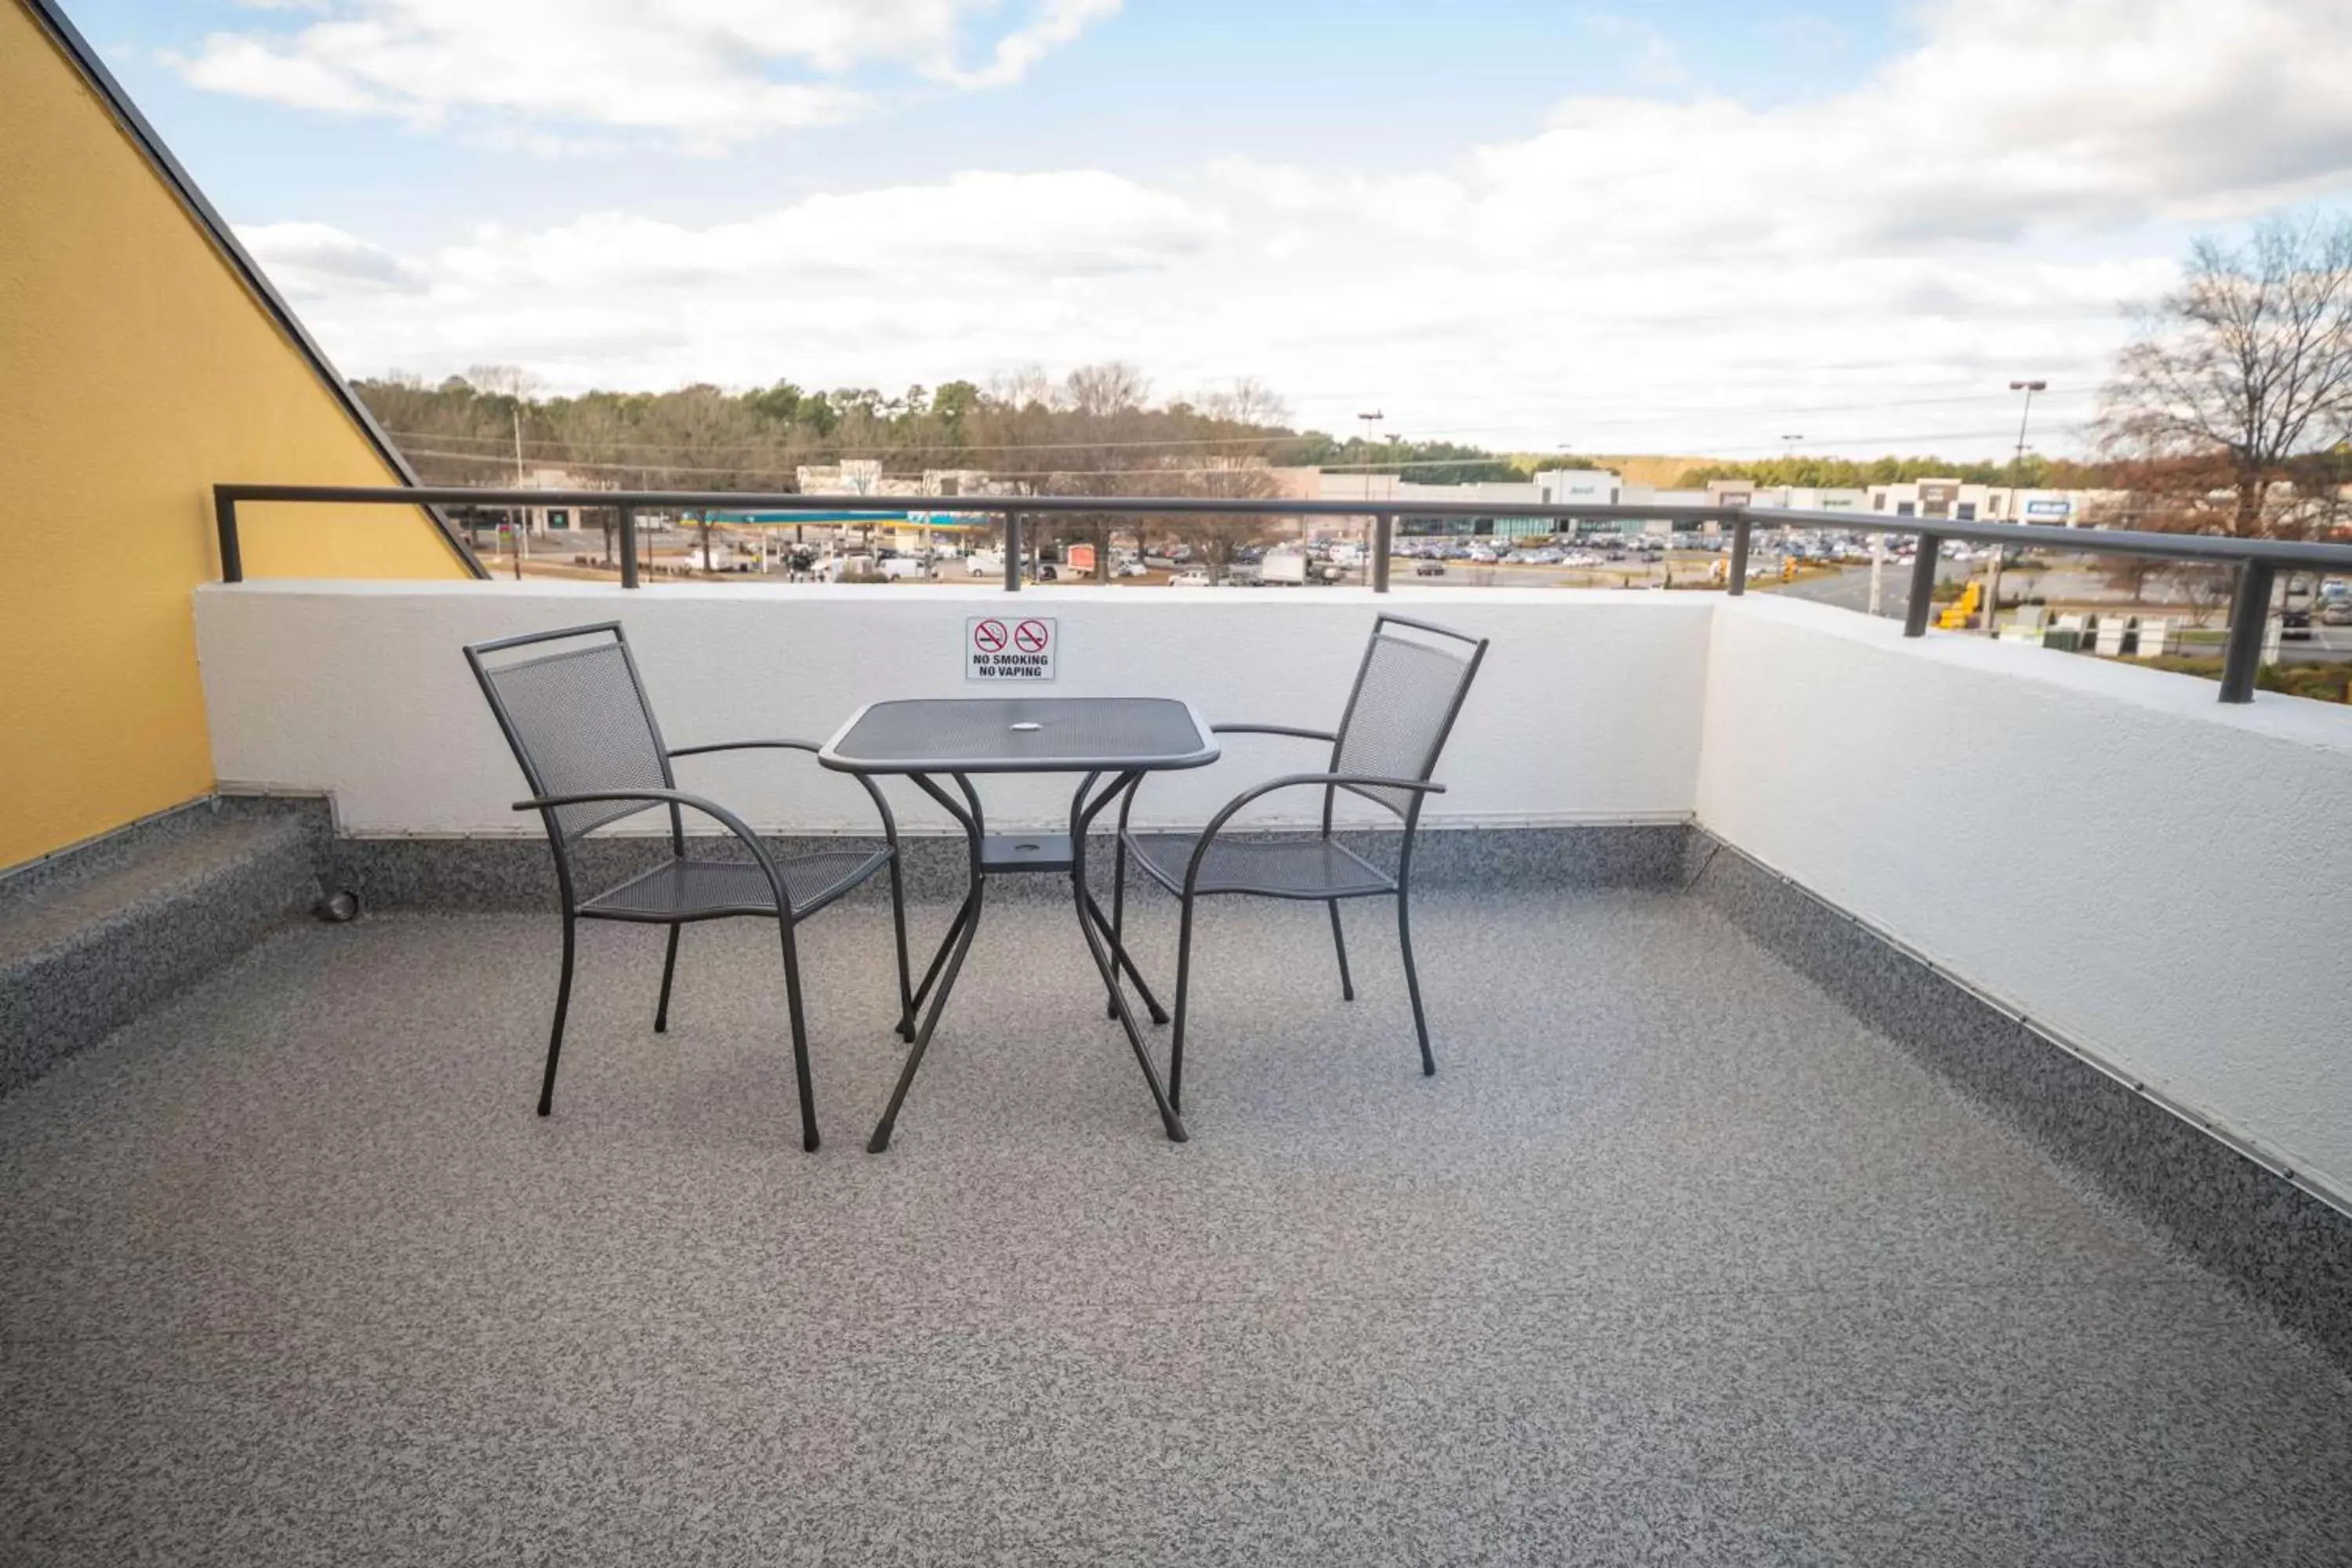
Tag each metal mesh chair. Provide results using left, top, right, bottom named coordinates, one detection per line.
left=465, top=623, right=911, bottom=1150
left=1112, top=613, right=1488, bottom=1111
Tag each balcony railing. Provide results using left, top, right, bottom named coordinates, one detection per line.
left=212, top=482, right=2352, bottom=705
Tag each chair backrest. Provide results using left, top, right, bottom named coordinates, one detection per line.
left=463, top=623, right=676, bottom=844
left=1329, top=614, right=1489, bottom=818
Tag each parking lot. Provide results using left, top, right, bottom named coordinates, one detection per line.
left=491, top=526, right=2352, bottom=662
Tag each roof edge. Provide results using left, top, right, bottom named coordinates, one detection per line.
left=20, top=0, right=488, bottom=579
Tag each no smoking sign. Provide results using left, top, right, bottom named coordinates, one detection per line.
left=967, top=615, right=1057, bottom=681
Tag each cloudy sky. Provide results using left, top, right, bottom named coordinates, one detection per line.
left=72, top=0, right=2352, bottom=458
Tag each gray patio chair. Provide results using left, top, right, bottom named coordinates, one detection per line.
left=1109, top=613, right=1489, bottom=1111
left=464, top=622, right=911, bottom=1150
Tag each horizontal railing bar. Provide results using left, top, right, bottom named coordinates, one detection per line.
left=1744, top=506, right=2352, bottom=571
left=214, top=481, right=2352, bottom=572
left=212, top=483, right=1725, bottom=526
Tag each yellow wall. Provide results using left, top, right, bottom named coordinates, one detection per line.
left=0, top=0, right=472, bottom=869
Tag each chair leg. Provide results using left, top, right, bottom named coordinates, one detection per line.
left=1397, top=888, right=1435, bottom=1076
left=778, top=922, right=818, bottom=1152
left=653, top=925, right=681, bottom=1033
left=1327, top=900, right=1356, bottom=1002
left=539, top=913, right=576, bottom=1116
left=1106, top=831, right=1128, bottom=1020
left=887, top=853, right=915, bottom=1042
left=1168, top=895, right=1196, bottom=1113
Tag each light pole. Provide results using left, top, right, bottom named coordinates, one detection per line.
left=1358, top=410, right=1386, bottom=577
left=1991, top=379, right=2047, bottom=637
left=1356, top=410, right=1386, bottom=505
left=2007, top=379, right=2046, bottom=506
left=1777, top=434, right=1804, bottom=570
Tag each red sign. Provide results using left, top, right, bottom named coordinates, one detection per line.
left=1014, top=619, right=1050, bottom=653
left=972, top=619, right=1008, bottom=653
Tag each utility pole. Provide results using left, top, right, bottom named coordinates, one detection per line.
left=1358, top=410, right=1386, bottom=582
left=1777, top=433, right=1803, bottom=573
left=1993, top=379, right=2047, bottom=636
left=2007, top=380, right=2045, bottom=501
left=510, top=406, right=526, bottom=579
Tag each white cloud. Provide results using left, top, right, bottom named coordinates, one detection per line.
left=247, top=0, right=2352, bottom=458
left=240, top=220, right=428, bottom=294
left=169, top=0, right=1120, bottom=149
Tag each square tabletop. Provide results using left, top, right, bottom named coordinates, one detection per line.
left=818, top=697, right=1221, bottom=775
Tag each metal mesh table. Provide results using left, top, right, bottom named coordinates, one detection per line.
left=819, top=697, right=1220, bottom=1151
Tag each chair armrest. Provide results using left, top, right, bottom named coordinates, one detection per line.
left=1208, top=723, right=1338, bottom=743
left=663, top=741, right=902, bottom=847
left=1185, top=772, right=1444, bottom=891
left=514, top=788, right=789, bottom=903
left=1121, top=723, right=1338, bottom=828
left=666, top=739, right=820, bottom=758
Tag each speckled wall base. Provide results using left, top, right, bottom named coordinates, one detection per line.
left=1685, top=829, right=2352, bottom=1375
left=329, top=822, right=1694, bottom=912
left=0, top=797, right=330, bottom=1098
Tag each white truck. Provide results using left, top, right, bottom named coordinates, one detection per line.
left=1261, top=550, right=1344, bottom=586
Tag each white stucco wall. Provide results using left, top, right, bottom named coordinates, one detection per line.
left=194, top=581, right=1711, bottom=837
left=1697, top=594, right=2352, bottom=1200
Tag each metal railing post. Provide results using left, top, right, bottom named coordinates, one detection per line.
left=1372, top=513, right=1392, bottom=593
left=1004, top=513, right=1022, bottom=592
left=214, top=489, right=243, bottom=583
left=1726, top=511, right=1751, bottom=597
left=2218, top=559, right=2274, bottom=704
left=1903, top=535, right=1942, bottom=637
left=617, top=506, right=638, bottom=589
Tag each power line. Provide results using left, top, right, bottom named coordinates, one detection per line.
left=398, top=448, right=1541, bottom=480
left=375, top=388, right=2100, bottom=461
left=399, top=426, right=2096, bottom=482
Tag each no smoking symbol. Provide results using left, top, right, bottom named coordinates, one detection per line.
left=973, top=619, right=1008, bottom=652
left=1013, top=620, right=1050, bottom=653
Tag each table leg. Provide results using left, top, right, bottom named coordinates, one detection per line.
left=1071, top=771, right=1189, bottom=1143
left=1066, top=774, right=1168, bottom=1025
left=869, top=772, right=986, bottom=1153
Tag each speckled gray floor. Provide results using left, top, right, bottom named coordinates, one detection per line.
left=4, top=891, right=2349, bottom=1566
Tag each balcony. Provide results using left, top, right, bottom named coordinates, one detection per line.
left=6, top=578, right=2350, bottom=1564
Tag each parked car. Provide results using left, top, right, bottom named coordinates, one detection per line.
left=2321, top=598, right=2352, bottom=626
left=1169, top=570, right=1212, bottom=587
left=1116, top=561, right=1149, bottom=578
left=2281, top=608, right=2314, bottom=641
left=1415, top=560, right=1447, bottom=576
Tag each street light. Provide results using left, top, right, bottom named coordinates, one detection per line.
left=2006, top=380, right=2047, bottom=512
left=1356, top=411, right=1386, bottom=506
left=1357, top=411, right=1388, bottom=576
left=1777, top=434, right=1804, bottom=551
left=1989, top=379, right=2048, bottom=638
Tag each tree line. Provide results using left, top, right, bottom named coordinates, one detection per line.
left=353, top=365, right=1531, bottom=494
left=1672, top=454, right=2116, bottom=490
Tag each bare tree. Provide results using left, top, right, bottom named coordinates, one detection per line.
left=2171, top=563, right=2235, bottom=629
left=641, top=385, right=756, bottom=570
left=546, top=397, right=631, bottom=564
left=2099, top=215, right=2352, bottom=540
left=1062, top=361, right=1150, bottom=419
left=1053, top=363, right=1152, bottom=582
left=1163, top=459, right=1283, bottom=581
left=1196, top=377, right=1291, bottom=429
